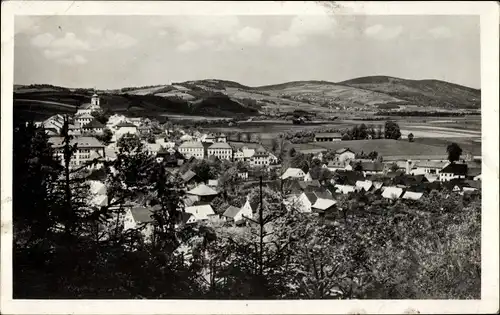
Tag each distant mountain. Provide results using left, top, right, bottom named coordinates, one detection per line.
left=13, top=75, right=480, bottom=121
left=339, top=76, right=481, bottom=109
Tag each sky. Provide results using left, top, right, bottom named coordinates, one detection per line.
left=14, top=15, right=480, bottom=89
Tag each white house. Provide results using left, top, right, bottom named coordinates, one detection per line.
left=334, top=184, right=356, bottom=195
left=49, top=136, right=105, bottom=169
left=74, top=113, right=94, bottom=126
left=75, top=93, right=101, bottom=116
left=410, top=160, right=448, bottom=176
left=439, top=163, right=468, bottom=182
left=222, top=202, right=253, bottom=224
left=122, top=206, right=155, bottom=241
left=80, top=119, right=105, bottom=135
left=355, top=180, right=373, bottom=192
left=250, top=147, right=271, bottom=167
left=402, top=191, right=423, bottom=200
left=185, top=204, right=216, bottom=222
left=178, top=141, right=205, bottom=159
left=207, top=142, right=233, bottom=160
left=233, top=146, right=255, bottom=163
left=281, top=168, right=306, bottom=180
left=335, top=148, right=356, bottom=163
left=114, top=121, right=138, bottom=140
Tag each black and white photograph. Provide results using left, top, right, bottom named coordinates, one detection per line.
left=1, top=1, right=498, bottom=314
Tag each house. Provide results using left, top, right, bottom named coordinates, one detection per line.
left=409, top=160, right=449, bottom=175
left=233, top=146, right=256, bottom=163
left=178, top=141, right=204, bottom=159
left=268, top=152, right=279, bottom=165
left=298, top=148, right=327, bottom=161
left=49, top=136, right=105, bottom=169
left=115, top=121, right=138, bottom=140
left=222, top=203, right=253, bottom=225
left=360, top=161, right=384, bottom=176
left=355, top=180, right=373, bottom=192
left=207, top=179, right=219, bottom=188
left=180, top=170, right=202, bottom=187
left=186, top=184, right=219, bottom=202
left=75, top=93, right=101, bottom=116
left=237, top=168, right=249, bottom=180
left=237, top=198, right=260, bottom=222
left=144, top=142, right=162, bottom=157
left=439, top=163, right=468, bottom=181
left=68, top=123, right=82, bottom=136
left=123, top=206, right=155, bottom=241
left=250, top=146, right=271, bottom=167
left=215, top=133, right=227, bottom=143
left=202, top=134, right=216, bottom=143
left=184, top=204, right=216, bottom=223
left=334, top=184, right=356, bottom=194
left=207, top=142, right=233, bottom=161
left=326, top=160, right=348, bottom=172
left=402, top=191, right=424, bottom=200
left=335, top=148, right=356, bottom=163
left=81, top=119, right=105, bottom=135
left=74, top=113, right=95, bottom=126
left=39, top=114, right=65, bottom=134
left=157, top=148, right=185, bottom=167
left=334, top=170, right=365, bottom=185
left=314, top=132, right=342, bottom=142
left=381, top=186, right=404, bottom=199
left=281, top=167, right=306, bottom=180
left=290, top=189, right=335, bottom=213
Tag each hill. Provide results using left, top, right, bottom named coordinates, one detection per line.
left=13, top=75, right=481, bottom=121
left=339, top=76, right=481, bottom=109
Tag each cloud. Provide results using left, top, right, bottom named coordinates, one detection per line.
left=267, top=15, right=335, bottom=48
left=289, top=15, right=336, bottom=37
left=30, top=28, right=137, bottom=65
left=176, top=41, right=200, bottom=52
left=59, top=54, right=88, bottom=66
left=229, top=26, right=262, bottom=46
left=364, top=24, right=403, bottom=40
left=151, top=16, right=240, bottom=39
left=267, top=31, right=302, bottom=47
left=428, top=26, right=453, bottom=39
left=15, top=16, right=41, bottom=35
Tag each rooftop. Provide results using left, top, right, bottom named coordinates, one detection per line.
left=49, top=136, right=104, bottom=148
left=222, top=205, right=241, bottom=218
left=315, top=132, right=342, bottom=138
left=179, top=141, right=204, bottom=149
left=187, top=184, right=218, bottom=196
left=441, top=163, right=468, bottom=176
left=116, top=121, right=138, bottom=128
left=83, top=119, right=105, bottom=129
left=130, top=207, right=154, bottom=223
left=208, top=142, right=232, bottom=149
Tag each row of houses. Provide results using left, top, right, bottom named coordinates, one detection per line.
left=178, top=141, right=278, bottom=166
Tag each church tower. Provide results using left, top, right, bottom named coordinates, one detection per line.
left=91, top=91, right=100, bottom=109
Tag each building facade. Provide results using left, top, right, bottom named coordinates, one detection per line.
left=207, top=142, right=233, bottom=160
left=179, top=141, right=205, bottom=159
left=49, top=136, right=105, bottom=169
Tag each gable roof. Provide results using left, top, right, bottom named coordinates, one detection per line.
left=116, top=121, right=138, bottom=128
left=180, top=170, right=197, bottom=182
left=187, top=184, right=218, bottom=196
left=83, top=119, right=105, bottom=129
left=185, top=204, right=215, bottom=221
left=208, top=142, right=232, bottom=149
left=298, top=180, right=321, bottom=190
left=360, top=162, right=384, bottom=172
left=79, top=103, right=92, bottom=109
left=402, top=191, right=424, bottom=200
left=312, top=198, right=337, bottom=211
left=222, top=205, right=241, bottom=218
left=49, top=136, right=104, bottom=148
left=315, top=132, right=342, bottom=138
left=179, top=141, right=204, bottom=149
left=130, top=207, right=154, bottom=223
left=355, top=180, right=373, bottom=191
left=281, top=168, right=305, bottom=179
left=441, top=163, right=468, bottom=175
left=76, top=113, right=94, bottom=119
left=381, top=187, right=404, bottom=199
left=334, top=184, right=356, bottom=194
left=336, top=148, right=355, bottom=154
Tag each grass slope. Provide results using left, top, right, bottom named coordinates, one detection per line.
left=339, top=76, right=480, bottom=109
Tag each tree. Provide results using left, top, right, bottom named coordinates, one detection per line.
left=384, top=121, right=401, bottom=140
left=146, top=133, right=156, bottom=144
left=91, top=109, right=111, bottom=125
left=408, top=133, right=414, bottom=142
left=367, top=151, right=378, bottom=160
left=353, top=161, right=363, bottom=172
left=342, top=134, right=351, bottom=141
left=446, top=143, right=463, bottom=163
left=389, top=162, right=400, bottom=173
left=358, top=124, right=368, bottom=140
left=96, top=128, right=113, bottom=146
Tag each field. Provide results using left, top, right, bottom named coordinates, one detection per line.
left=298, top=139, right=449, bottom=157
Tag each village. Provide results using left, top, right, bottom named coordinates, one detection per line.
left=33, top=92, right=482, bottom=255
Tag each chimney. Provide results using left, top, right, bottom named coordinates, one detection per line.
left=406, top=160, right=413, bottom=174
